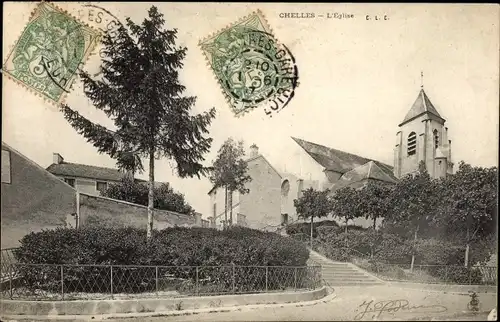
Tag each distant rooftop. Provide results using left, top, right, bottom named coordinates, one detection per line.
left=46, top=162, right=126, bottom=182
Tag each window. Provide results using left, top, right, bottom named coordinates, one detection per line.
left=281, top=180, right=290, bottom=197
left=1, top=150, right=11, bottom=184
left=407, top=132, right=417, bottom=156
left=213, top=203, right=217, bottom=217
left=433, top=129, right=439, bottom=149
left=96, top=181, right=108, bottom=193
left=64, top=178, right=75, bottom=188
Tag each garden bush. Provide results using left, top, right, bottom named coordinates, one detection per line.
left=14, top=226, right=310, bottom=294
left=428, top=265, right=483, bottom=285
left=413, top=238, right=465, bottom=266
left=314, top=227, right=411, bottom=264
left=285, top=220, right=339, bottom=238
left=368, top=261, right=407, bottom=280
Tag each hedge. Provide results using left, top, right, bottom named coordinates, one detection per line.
left=13, top=226, right=311, bottom=294
left=285, top=220, right=339, bottom=238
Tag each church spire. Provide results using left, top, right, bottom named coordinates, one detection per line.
left=420, top=71, right=424, bottom=89
left=399, top=82, right=444, bottom=127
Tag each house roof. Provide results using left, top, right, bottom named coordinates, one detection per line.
left=291, top=137, right=397, bottom=181
left=400, top=89, right=444, bottom=126
left=46, top=162, right=125, bottom=182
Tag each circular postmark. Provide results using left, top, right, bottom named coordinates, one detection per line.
left=203, top=17, right=299, bottom=117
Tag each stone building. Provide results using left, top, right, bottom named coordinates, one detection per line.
left=207, top=145, right=317, bottom=231
left=207, top=85, right=454, bottom=230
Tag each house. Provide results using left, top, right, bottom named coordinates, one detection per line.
left=1, top=143, right=77, bottom=248
left=207, top=144, right=318, bottom=231
left=1, top=143, right=206, bottom=248
left=208, top=85, right=454, bottom=230
left=46, top=153, right=127, bottom=196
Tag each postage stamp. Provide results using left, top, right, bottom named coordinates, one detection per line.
left=2, top=2, right=101, bottom=104
left=199, top=10, right=299, bottom=117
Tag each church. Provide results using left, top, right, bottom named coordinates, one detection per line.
left=207, top=85, right=454, bottom=230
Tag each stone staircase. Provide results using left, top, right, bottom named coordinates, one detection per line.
left=308, top=249, right=384, bottom=286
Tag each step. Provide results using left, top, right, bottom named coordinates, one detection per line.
left=321, top=268, right=359, bottom=274
left=324, top=280, right=384, bottom=285
left=323, top=277, right=379, bottom=282
left=320, top=264, right=356, bottom=268
left=321, top=272, right=367, bottom=278
left=326, top=282, right=383, bottom=286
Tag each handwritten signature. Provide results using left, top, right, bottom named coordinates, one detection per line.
left=354, top=299, right=448, bottom=320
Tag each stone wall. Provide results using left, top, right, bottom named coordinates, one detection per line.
left=78, top=193, right=198, bottom=229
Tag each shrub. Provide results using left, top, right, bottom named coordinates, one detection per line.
left=374, top=233, right=413, bottom=264
left=369, top=262, right=407, bottom=280
left=286, top=220, right=339, bottom=238
left=413, top=238, right=464, bottom=266
left=314, top=227, right=412, bottom=264
left=427, top=265, right=483, bottom=285
left=14, top=226, right=310, bottom=294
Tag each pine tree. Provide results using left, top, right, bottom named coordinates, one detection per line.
left=60, top=6, right=216, bottom=238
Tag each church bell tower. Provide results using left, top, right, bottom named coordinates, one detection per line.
left=393, top=75, right=453, bottom=179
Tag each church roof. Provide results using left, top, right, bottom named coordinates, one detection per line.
left=341, top=161, right=397, bottom=184
left=291, top=137, right=397, bottom=181
left=330, top=161, right=397, bottom=192
left=400, top=89, right=444, bottom=126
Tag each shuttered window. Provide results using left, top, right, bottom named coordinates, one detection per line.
left=407, top=132, right=417, bottom=156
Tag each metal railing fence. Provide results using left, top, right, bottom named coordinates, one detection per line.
left=1, top=248, right=19, bottom=283
left=367, top=262, right=497, bottom=286
left=317, top=246, right=497, bottom=286
left=0, top=263, right=322, bottom=301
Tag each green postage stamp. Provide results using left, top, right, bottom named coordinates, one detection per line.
left=199, top=10, right=299, bottom=117
left=2, top=2, right=101, bottom=104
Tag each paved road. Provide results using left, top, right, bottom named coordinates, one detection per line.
left=110, top=286, right=497, bottom=321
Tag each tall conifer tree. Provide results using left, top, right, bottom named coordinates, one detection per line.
left=60, top=6, right=216, bottom=238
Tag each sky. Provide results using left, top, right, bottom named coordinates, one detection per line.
left=2, top=2, right=499, bottom=217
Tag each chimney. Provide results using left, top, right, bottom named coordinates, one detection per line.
left=250, top=144, right=259, bottom=158
left=53, top=153, right=64, bottom=164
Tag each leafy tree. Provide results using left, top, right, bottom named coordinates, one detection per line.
left=385, top=161, right=441, bottom=270
left=209, top=138, right=252, bottom=228
left=357, top=182, right=393, bottom=229
left=330, top=187, right=363, bottom=234
left=103, top=177, right=195, bottom=215
left=293, top=188, right=333, bottom=248
left=60, top=6, right=216, bottom=238
left=435, top=162, right=497, bottom=267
